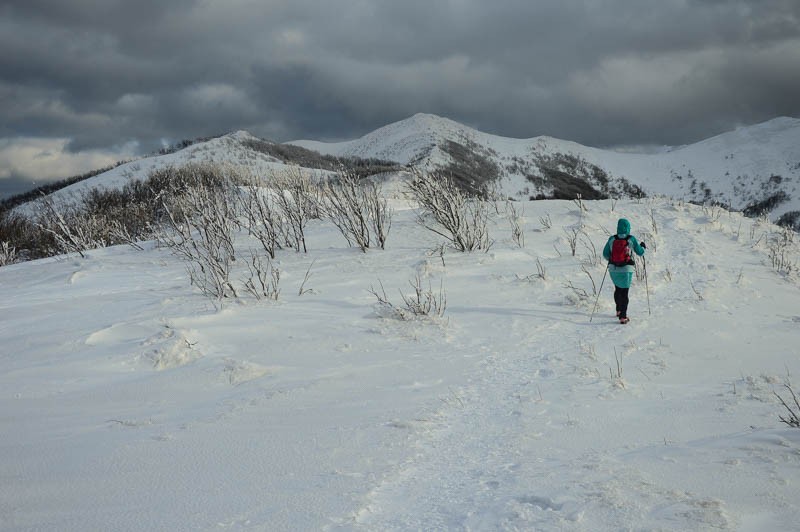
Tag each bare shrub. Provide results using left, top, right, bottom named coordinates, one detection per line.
left=322, top=171, right=392, bottom=251
left=573, top=194, right=587, bottom=213
left=36, top=196, right=103, bottom=258
left=535, top=257, right=546, bottom=280
left=366, top=180, right=393, bottom=250
left=649, top=208, right=658, bottom=235
left=777, top=210, right=800, bottom=231
left=242, top=252, right=280, bottom=301
left=37, top=191, right=159, bottom=256
left=563, top=279, right=590, bottom=301
left=0, top=241, right=17, bottom=266
left=610, top=349, right=625, bottom=388
left=689, top=277, right=704, bottom=301
left=580, top=232, right=600, bottom=266
left=634, top=256, right=645, bottom=282
left=298, top=260, right=316, bottom=295
left=581, top=264, right=598, bottom=295
left=428, top=242, right=447, bottom=267
left=80, top=185, right=163, bottom=244
left=158, top=168, right=240, bottom=300
left=703, top=204, right=723, bottom=223
left=0, top=211, right=56, bottom=261
left=242, top=137, right=400, bottom=175
left=407, top=169, right=491, bottom=252
left=238, top=182, right=286, bottom=259
left=539, top=213, right=552, bottom=231
left=516, top=256, right=547, bottom=282
left=767, top=228, right=796, bottom=274
left=107, top=220, right=146, bottom=250
left=269, top=166, right=320, bottom=253
left=368, top=276, right=447, bottom=320
left=399, top=275, right=447, bottom=318
left=775, top=384, right=800, bottom=428
left=506, top=200, right=524, bottom=247
left=563, top=226, right=583, bottom=257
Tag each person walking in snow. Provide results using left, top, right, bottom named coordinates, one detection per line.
left=602, top=218, right=646, bottom=324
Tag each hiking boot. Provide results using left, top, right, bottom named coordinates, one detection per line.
left=619, top=317, right=630, bottom=324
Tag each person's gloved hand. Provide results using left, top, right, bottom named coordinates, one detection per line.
left=641, top=241, right=647, bottom=249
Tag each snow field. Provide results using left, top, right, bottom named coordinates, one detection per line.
left=348, top=200, right=800, bottom=530
left=1, top=197, right=799, bottom=531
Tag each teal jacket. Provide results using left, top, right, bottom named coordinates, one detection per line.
left=602, top=218, right=645, bottom=289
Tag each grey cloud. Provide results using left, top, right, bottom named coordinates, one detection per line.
left=1, top=0, right=799, bottom=185
left=0, top=175, right=38, bottom=200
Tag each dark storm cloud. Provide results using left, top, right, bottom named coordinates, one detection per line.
left=0, top=175, right=38, bottom=200
left=1, top=0, right=799, bottom=192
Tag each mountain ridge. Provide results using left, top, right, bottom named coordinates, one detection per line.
left=7, top=113, right=800, bottom=229
left=291, top=113, right=800, bottom=225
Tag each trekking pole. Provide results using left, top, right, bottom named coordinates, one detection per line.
left=643, top=255, right=651, bottom=315
left=589, top=264, right=609, bottom=323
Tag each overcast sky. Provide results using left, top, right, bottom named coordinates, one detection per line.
left=1, top=0, right=799, bottom=197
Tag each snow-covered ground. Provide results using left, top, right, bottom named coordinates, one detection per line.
left=1, top=197, right=799, bottom=530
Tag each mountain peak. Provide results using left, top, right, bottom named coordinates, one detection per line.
left=401, top=112, right=466, bottom=128
left=225, top=130, right=259, bottom=142
left=289, top=113, right=477, bottom=165
left=365, top=112, right=477, bottom=141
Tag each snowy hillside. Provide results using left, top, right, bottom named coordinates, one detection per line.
left=2, top=196, right=799, bottom=530
left=15, top=114, right=800, bottom=230
left=8, top=131, right=351, bottom=217
left=14, top=134, right=273, bottom=211
left=293, top=113, right=800, bottom=224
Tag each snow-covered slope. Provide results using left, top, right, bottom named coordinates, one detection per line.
left=1, top=196, right=799, bottom=530
left=293, top=113, right=478, bottom=165
left=293, top=113, right=800, bottom=222
left=9, top=131, right=340, bottom=217
left=40, top=131, right=288, bottom=196
left=19, top=114, right=800, bottom=226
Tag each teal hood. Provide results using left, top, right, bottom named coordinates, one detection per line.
left=616, top=218, right=631, bottom=237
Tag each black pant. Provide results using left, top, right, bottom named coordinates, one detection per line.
left=614, top=286, right=629, bottom=318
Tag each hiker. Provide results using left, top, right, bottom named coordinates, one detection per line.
left=602, top=218, right=646, bottom=324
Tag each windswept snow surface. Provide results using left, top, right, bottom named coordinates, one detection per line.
left=1, top=198, right=800, bottom=530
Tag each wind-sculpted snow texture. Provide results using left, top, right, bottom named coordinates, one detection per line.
left=1, top=197, right=799, bottom=530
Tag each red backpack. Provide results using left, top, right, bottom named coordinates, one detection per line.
left=610, top=235, right=632, bottom=266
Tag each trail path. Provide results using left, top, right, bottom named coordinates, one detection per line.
left=346, top=202, right=800, bottom=531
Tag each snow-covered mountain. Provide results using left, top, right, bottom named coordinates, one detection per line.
left=12, top=113, right=800, bottom=230
left=293, top=113, right=800, bottom=226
